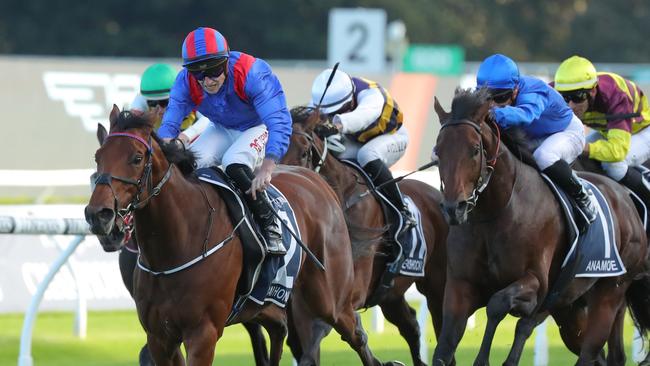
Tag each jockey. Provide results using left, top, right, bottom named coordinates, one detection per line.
left=159, top=27, right=292, bottom=255
left=310, top=68, right=416, bottom=233
left=130, top=63, right=210, bottom=145
left=554, top=55, right=650, bottom=204
left=477, top=54, right=598, bottom=225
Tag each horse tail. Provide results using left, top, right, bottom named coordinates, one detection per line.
left=626, top=273, right=650, bottom=342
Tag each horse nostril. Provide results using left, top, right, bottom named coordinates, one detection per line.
left=96, top=208, right=116, bottom=224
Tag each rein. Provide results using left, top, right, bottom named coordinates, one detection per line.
left=294, top=131, right=329, bottom=173
left=439, top=119, right=501, bottom=211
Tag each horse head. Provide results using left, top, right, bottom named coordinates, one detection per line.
left=282, top=106, right=330, bottom=171
left=85, top=105, right=171, bottom=252
left=434, top=88, right=501, bottom=225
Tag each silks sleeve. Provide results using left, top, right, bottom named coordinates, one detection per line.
left=588, top=128, right=631, bottom=162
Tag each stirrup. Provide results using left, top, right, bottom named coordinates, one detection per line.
left=577, top=190, right=597, bottom=224
left=399, top=209, right=417, bottom=232
left=263, top=218, right=286, bottom=255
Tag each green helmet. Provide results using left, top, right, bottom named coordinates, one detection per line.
left=140, top=63, right=177, bottom=100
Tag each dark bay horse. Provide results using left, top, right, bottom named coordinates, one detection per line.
left=283, top=107, right=449, bottom=366
left=85, top=106, right=403, bottom=366
left=432, top=89, right=650, bottom=366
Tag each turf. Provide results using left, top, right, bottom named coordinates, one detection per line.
left=0, top=308, right=642, bottom=365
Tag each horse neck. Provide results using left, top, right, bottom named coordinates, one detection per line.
left=318, top=154, right=365, bottom=203
left=134, top=161, right=228, bottom=269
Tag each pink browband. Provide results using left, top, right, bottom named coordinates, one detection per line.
left=107, top=132, right=152, bottom=151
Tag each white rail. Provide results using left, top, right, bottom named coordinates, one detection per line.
left=0, top=216, right=91, bottom=366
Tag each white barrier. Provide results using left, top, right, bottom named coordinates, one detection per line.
left=0, top=215, right=91, bottom=366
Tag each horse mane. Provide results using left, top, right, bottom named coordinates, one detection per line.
left=290, top=105, right=317, bottom=126
left=114, top=110, right=197, bottom=176
left=450, top=89, right=538, bottom=169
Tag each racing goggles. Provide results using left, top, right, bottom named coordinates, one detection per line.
left=561, top=90, right=590, bottom=104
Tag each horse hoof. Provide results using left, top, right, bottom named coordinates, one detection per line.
left=384, top=361, right=406, bottom=366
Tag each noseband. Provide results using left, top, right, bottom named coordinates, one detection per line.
left=93, top=132, right=173, bottom=218
left=294, top=131, right=329, bottom=173
left=439, top=119, right=500, bottom=211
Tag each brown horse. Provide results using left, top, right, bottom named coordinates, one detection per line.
left=85, top=106, right=403, bottom=366
left=431, top=88, right=650, bottom=366
left=282, top=107, right=449, bottom=366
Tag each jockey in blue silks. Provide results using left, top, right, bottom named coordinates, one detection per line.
left=159, top=27, right=292, bottom=255
left=476, top=53, right=597, bottom=225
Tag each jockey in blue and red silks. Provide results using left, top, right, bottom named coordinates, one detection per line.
left=159, top=27, right=292, bottom=255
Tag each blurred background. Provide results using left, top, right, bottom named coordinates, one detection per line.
left=1, top=1, right=649, bottom=365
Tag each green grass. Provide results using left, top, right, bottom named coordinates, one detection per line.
left=0, top=308, right=642, bottom=365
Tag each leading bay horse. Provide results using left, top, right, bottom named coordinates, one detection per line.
left=85, top=106, right=403, bottom=366
left=283, top=106, right=449, bottom=366
left=432, top=88, right=650, bottom=366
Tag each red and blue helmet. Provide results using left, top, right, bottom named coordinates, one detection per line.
left=181, top=27, right=229, bottom=67
left=476, top=54, right=520, bottom=90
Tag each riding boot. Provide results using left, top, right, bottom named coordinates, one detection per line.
left=543, top=160, right=598, bottom=227
left=225, top=164, right=286, bottom=255
left=364, top=159, right=417, bottom=233
left=619, top=167, right=650, bottom=205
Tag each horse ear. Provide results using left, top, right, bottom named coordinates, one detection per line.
left=109, top=104, right=120, bottom=129
left=96, top=123, right=108, bottom=145
left=434, top=97, right=450, bottom=124
left=305, top=109, right=324, bottom=132
left=475, top=101, right=491, bottom=125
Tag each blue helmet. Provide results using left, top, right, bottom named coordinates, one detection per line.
left=182, top=27, right=229, bottom=67
left=476, top=54, right=520, bottom=90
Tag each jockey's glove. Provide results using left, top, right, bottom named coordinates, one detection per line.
left=314, top=122, right=340, bottom=139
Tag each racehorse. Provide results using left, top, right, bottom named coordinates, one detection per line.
left=431, top=88, right=650, bottom=366
left=282, top=106, right=449, bottom=366
left=85, top=106, right=403, bottom=366
left=91, top=122, right=272, bottom=366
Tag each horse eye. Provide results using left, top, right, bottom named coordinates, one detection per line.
left=473, top=145, right=481, bottom=156
left=132, top=155, right=144, bottom=164
left=301, top=151, right=309, bottom=159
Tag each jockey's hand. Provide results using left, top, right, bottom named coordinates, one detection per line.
left=248, top=158, right=276, bottom=200
left=314, top=122, right=340, bottom=139
left=178, top=133, right=191, bottom=147
left=582, top=143, right=590, bottom=157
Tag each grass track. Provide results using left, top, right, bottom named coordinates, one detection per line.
left=0, top=308, right=643, bottom=365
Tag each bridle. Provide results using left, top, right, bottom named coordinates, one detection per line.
left=438, top=119, right=501, bottom=211
left=93, top=132, right=173, bottom=221
left=294, top=130, right=329, bottom=173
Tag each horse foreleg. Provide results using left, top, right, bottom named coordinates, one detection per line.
left=286, top=303, right=304, bottom=362
left=290, top=295, right=332, bottom=366
left=184, top=323, right=219, bottom=366
left=432, top=279, right=480, bottom=366
left=503, top=311, right=548, bottom=366
left=605, top=302, right=627, bottom=366
left=575, top=279, right=626, bottom=366
left=474, top=274, right=539, bottom=366
left=256, top=306, right=288, bottom=366
left=147, top=334, right=185, bottom=366
left=380, top=296, right=426, bottom=366
left=243, top=322, right=270, bottom=366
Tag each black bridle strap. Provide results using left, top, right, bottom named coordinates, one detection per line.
left=294, top=131, right=328, bottom=173
left=439, top=119, right=500, bottom=210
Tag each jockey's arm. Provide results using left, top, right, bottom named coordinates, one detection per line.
left=588, top=128, right=631, bottom=162
left=493, top=92, right=547, bottom=127
left=334, top=89, right=383, bottom=134
left=158, top=78, right=194, bottom=141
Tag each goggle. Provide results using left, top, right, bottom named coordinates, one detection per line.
left=187, top=59, right=228, bottom=81
left=561, top=91, right=589, bottom=104
left=146, top=99, right=169, bottom=108
left=489, top=89, right=514, bottom=104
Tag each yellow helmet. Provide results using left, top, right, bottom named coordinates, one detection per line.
left=554, top=55, right=598, bottom=91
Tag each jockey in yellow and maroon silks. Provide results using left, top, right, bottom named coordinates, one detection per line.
left=554, top=55, right=650, bottom=204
